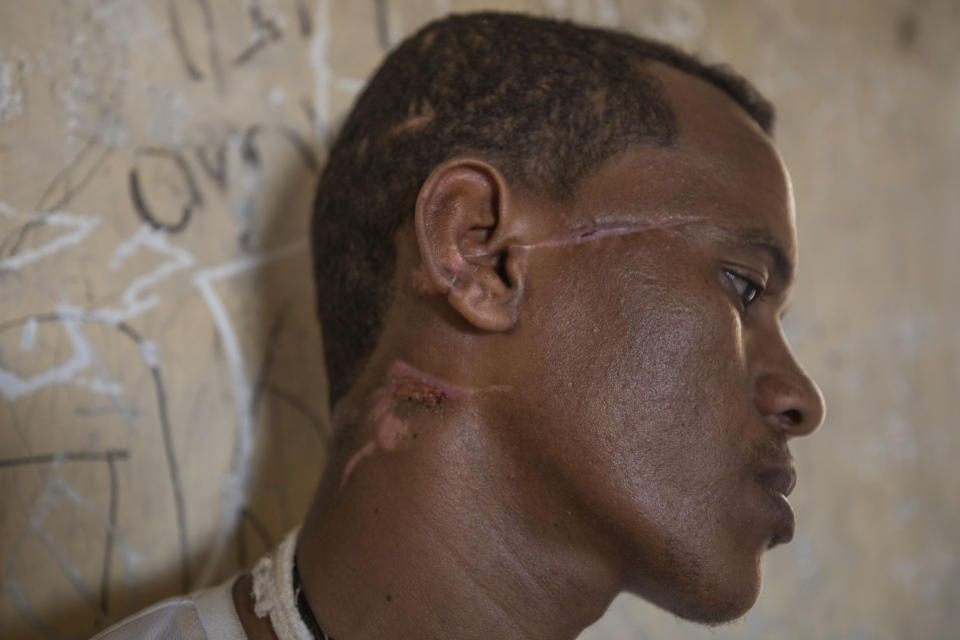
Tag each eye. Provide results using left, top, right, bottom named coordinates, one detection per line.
left=725, top=270, right=764, bottom=310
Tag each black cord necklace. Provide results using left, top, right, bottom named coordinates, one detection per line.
left=292, top=555, right=336, bottom=640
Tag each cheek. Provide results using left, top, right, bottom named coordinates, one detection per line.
left=612, top=297, right=745, bottom=490
left=520, top=244, right=750, bottom=491
left=537, top=249, right=741, bottom=414
left=509, top=244, right=764, bottom=609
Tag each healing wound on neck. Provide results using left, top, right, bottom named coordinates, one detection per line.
left=339, top=361, right=474, bottom=487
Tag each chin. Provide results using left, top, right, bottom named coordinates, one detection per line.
left=674, top=566, right=762, bottom=626
left=629, top=551, right=763, bottom=627
left=670, top=587, right=760, bottom=627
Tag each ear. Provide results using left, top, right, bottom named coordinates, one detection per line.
left=414, top=158, right=525, bottom=332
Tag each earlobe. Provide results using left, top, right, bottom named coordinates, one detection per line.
left=414, top=158, right=524, bottom=332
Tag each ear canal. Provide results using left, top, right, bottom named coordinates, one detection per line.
left=446, top=255, right=520, bottom=332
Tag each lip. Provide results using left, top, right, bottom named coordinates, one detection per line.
left=755, top=465, right=797, bottom=548
left=756, top=465, right=797, bottom=498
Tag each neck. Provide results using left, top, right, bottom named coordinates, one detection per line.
left=294, top=360, right=621, bottom=640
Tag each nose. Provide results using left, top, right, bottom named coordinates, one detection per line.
left=751, top=330, right=826, bottom=439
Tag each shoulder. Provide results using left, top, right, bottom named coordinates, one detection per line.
left=91, top=577, right=246, bottom=640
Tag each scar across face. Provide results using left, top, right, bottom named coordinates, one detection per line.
left=514, top=215, right=704, bottom=251
left=457, top=215, right=705, bottom=267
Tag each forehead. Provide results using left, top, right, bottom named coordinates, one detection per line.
left=568, top=64, right=797, bottom=269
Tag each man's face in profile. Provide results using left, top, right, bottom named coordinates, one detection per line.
left=299, top=16, right=827, bottom=637
left=491, top=64, right=825, bottom=624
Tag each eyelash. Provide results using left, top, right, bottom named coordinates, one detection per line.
left=724, top=270, right=765, bottom=311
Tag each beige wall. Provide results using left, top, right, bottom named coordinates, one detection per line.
left=1, top=1, right=956, bottom=638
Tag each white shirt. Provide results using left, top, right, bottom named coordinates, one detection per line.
left=90, top=577, right=247, bottom=640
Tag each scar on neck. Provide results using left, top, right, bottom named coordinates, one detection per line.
left=340, top=361, right=491, bottom=488
left=387, top=360, right=470, bottom=409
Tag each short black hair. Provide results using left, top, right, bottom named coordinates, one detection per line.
left=311, top=12, right=774, bottom=405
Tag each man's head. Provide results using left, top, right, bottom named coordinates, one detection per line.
left=308, top=11, right=823, bottom=628
left=312, top=11, right=773, bottom=404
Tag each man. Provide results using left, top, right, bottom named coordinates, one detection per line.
left=95, top=11, right=824, bottom=640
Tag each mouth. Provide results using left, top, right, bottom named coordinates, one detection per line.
left=756, top=466, right=797, bottom=497
left=755, top=465, right=797, bottom=548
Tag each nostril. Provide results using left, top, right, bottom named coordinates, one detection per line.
left=782, top=409, right=802, bottom=426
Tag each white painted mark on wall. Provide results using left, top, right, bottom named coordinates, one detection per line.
left=308, top=0, right=332, bottom=145
left=137, top=338, right=160, bottom=369
left=73, top=376, right=125, bottom=397
left=0, top=224, right=194, bottom=400
left=19, top=317, right=37, bottom=352
left=595, top=0, right=621, bottom=26
left=0, top=202, right=101, bottom=272
left=99, top=224, right=196, bottom=324
left=652, top=0, right=706, bottom=44
left=0, top=224, right=189, bottom=399
left=267, top=87, right=285, bottom=106
left=5, top=460, right=140, bottom=629
left=0, top=305, right=93, bottom=401
left=190, top=239, right=307, bottom=588
left=0, top=55, right=26, bottom=123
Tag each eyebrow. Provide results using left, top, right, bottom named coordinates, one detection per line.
left=711, top=225, right=796, bottom=287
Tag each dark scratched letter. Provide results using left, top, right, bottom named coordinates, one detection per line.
left=129, top=148, right=203, bottom=234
